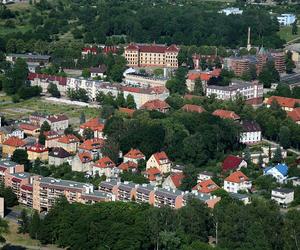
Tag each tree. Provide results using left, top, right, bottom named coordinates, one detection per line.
left=79, top=112, right=86, bottom=124
left=279, top=126, right=291, bottom=149
left=82, top=68, right=90, bottom=78
left=272, top=146, right=283, bottom=163
left=18, top=209, right=29, bottom=234
left=116, top=92, right=126, bottom=107
left=83, top=128, right=94, bottom=139
left=100, top=105, right=115, bottom=119
left=40, top=121, right=51, bottom=132
left=47, top=83, right=61, bottom=98
left=0, top=182, right=18, bottom=208
left=126, top=94, right=136, bottom=109
left=29, top=210, right=41, bottom=239
left=258, top=61, right=280, bottom=88
left=285, top=50, right=296, bottom=74
left=243, top=147, right=251, bottom=164
left=0, top=218, right=8, bottom=243
left=193, top=78, right=204, bottom=96
left=258, top=153, right=264, bottom=167
left=292, top=21, right=298, bottom=35
left=12, top=149, right=29, bottom=167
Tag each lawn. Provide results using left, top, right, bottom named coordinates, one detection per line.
left=0, top=97, right=100, bottom=125
left=277, top=26, right=300, bottom=43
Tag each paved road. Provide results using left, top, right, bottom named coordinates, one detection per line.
left=262, top=138, right=300, bottom=156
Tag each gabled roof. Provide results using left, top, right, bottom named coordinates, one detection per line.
left=152, top=152, right=170, bottom=165
left=44, top=130, right=61, bottom=140
left=140, top=99, right=170, bottom=111
left=57, top=134, right=80, bottom=144
left=264, top=163, right=288, bottom=176
left=78, top=152, right=93, bottom=163
left=288, top=107, right=300, bottom=122
left=118, top=161, right=138, bottom=171
left=266, top=96, right=300, bottom=109
left=94, top=156, right=115, bottom=169
left=192, top=179, right=220, bottom=193
left=79, top=138, right=105, bottom=151
left=144, top=167, right=161, bottom=181
left=3, top=136, right=26, bottom=147
left=169, top=173, right=184, bottom=188
left=19, top=123, right=39, bottom=131
left=118, top=107, right=135, bottom=117
left=49, top=147, right=71, bottom=158
left=212, top=109, right=240, bottom=120
left=46, top=115, right=68, bottom=123
left=28, top=73, right=67, bottom=86
left=80, top=118, right=105, bottom=132
left=240, top=120, right=261, bottom=133
left=222, top=155, right=243, bottom=171
left=225, top=171, right=249, bottom=183
left=124, top=149, right=145, bottom=160
left=27, top=143, right=48, bottom=153
left=181, top=104, right=205, bottom=113
left=89, top=65, right=107, bottom=74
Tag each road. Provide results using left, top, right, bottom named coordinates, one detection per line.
left=262, top=138, right=300, bottom=156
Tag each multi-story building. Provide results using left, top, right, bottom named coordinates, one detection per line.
left=2, top=136, right=26, bottom=157
left=146, top=152, right=172, bottom=174
left=219, top=7, right=243, bottom=15
left=271, top=188, right=294, bottom=207
left=48, top=147, right=72, bottom=166
left=0, top=159, right=24, bottom=183
left=277, top=14, right=296, bottom=26
left=56, top=134, right=80, bottom=153
left=224, top=57, right=250, bottom=77
left=239, top=120, right=262, bottom=144
left=5, top=172, right=31, bottom=200
left=271, top=52, right=285, bottom=74
left=29, top=113, right=69, bottom=132
left=153, top=188, right=184, bottom=209
left=206, top=80, right=263, bottom=103
left=123, top=149, right=145, bottom=164
left=27, top=143, right=49, bottom=161
left=125, top=43, right=179, bottom=68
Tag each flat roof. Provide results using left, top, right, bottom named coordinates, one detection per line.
left=40, top=177, right=91, bottom=189
left=272, top=188, right=294, bottom=194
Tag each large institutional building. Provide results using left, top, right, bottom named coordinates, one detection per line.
left=124, top=43, right=180, bottom=68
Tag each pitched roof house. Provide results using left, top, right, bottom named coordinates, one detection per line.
left=222, top=155, right=247, bottom=172
left=93, top=156, right=117, bottom=177
left=288, top=107, right=300, bottom=124
left=263, top=163, right=289, bottom=183
left=140, top=99, right=170, bottom=113
left=56, top=134, right=80, bottom=153
left=2, top=136, right=26, bottom=157
left=71, top=152, right=93, bottom=172
left=181, top=104, right=205, bottom=113
left=240, top=120, right=262, bottom=144
left=212, top=109, right=240, bottom=120
left=192, top=179, right=220, bottom=194
left=266, top=96, right=300, bottom=111
left=118, top=161, right=138, bottom=172
left=123, top=149, right=145, bottom=164
left=146, top=151, right=172, bottom=174
left=27, top=143, right=48, bottom=161
left=224, top=171, right=252, bottom=193
left=143, top=167, right=162, bottom=184
left=162, top=173, right=184, bottom=190
left=79, top=118, right=105, bottom=139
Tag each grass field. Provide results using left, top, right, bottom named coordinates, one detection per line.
left=0, top=96, right=100, bottom=125
left=277, top=26, right=300, bottom=43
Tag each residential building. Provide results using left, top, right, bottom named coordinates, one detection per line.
left=27, top=143, right=49, bottom=161
left=123, top=149, right=145, bottom=164
left=125, top=43, right=179, bottom=68
left=240, top=120, right=262, bottom=144
left=81, top=47, right=97, bottom=57
left=271, top=188, right=294, bottom=206
left=197, top=171, right=214, bottom=181
left=186, top=69, right=221, bottom=91
left=162, top=173, right=184, bottom=190
left=93, top=157, right=117, bottom=177
left=135, top=184, right=155, bottom=205
left=44, top=131, right=62, bottom=148
left=140, top=99, right=170, bottom=113
left=229, top=192, right=251, bottom=205
left=90, top=65, right=107, bottom=78
left=79, top=118, right=105, bottom=139
left=271, top=52, right=286, bottom=74
left=206, top=81, right=263, bottom=103
left=2, top=136, right=26, bottom=157
left=249, top=146, right=287, bottom=165
left=192, top=179, right=220, bottom=194
left=153, top=188, right=184, bottom=209
left=266, top=96, right=300, bottom=111
left=5, top=172, right=31, bottom=200
left=71, top=152, right=93, bottom=172
left=143, top=168, right=162, bottom=185
left=123, top=71, right=167, bottom=88
left=20, top=184, right=33, bottom=207
left=56, top=134, right=80, bottom=153
left=277, top=14, right=296, bottom=26
left=292, top=177, right=300, bottom=186
left=99, top=180, right=119, bottom=200
left=118, top=161, right=138, bottom=173
left=19, top=123, right=40, bottom=137
left=78, top=138, right=105, bottom=159
left=118, top=107, right=135, bottom=117
left=48, top=147, right=71, bottom=166
left=219, top=7, right=243, bottom=15
left=0, top=159, right=24, bottom=183
left=212, top=109, right=240, bottom=120
left=225, top=57, right=250, bottom=77
left=0, top=125, right=24, bottom=142
left=184, top=192, right=221, bottom=209
left=288, top=107, right=300, bottom=124
left=146, top=152, right=172, bottom=173
left=222, top=155, right=247, bottom=172
left=29, top=113, right=69, bottom=132
left=181, top=104, right=205, bottom=113
left=263, top=163, right=289, bottom=183
left=224, top=171, right=252, bottom=193
left=116, top=182, right=136, bottom=202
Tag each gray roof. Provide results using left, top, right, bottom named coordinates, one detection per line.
left=49, top=147, right=71, bottom=158
left=99, top=180, right=118, bottom=189
left=240, top=120, right=261, bottom=132
left=82, top=190, right=111, bottom=199
left=184, top=192, right=212, bottom=202
left=40, top=177, right=90, bottom=190
left=11, top=172, right=31, bottom=179
left=286, top=43, right=300, bottom=53
left=273, top=188, right=294, bottom=194
left=136, top=184, right=153, bottom=194
left=0, top=159, right=18, bottom=168
left=7, top=53, right=51, bottom=60
left=118, top=182, right=136, bottom=192
left=155, top=188, right=183, bottom=199
left=229, top=192, right=249, bottom=200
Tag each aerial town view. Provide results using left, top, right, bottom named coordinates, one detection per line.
left=0, top=0, right=300, bottom=249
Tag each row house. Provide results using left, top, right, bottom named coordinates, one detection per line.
left=29, top=113, right=69, bottom=132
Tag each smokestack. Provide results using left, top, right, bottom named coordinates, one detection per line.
left=247, top=27, right=251, bottom=51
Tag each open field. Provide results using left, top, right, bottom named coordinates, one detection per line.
left=278, top=26, right=300, bottom=43
left=0, top=96, right=100, bottom=125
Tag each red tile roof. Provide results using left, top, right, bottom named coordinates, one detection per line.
left=28, top=73, right=67, bottom=86
left=3, top=137, right=26, bottom=147
left=57, top=134, right=80, bottom=144
left=188, top=69, right=221, bottom=81
left=140, top=99, right=170, bottom=111
left=170, top=173, right=184, bottom=188
left=44, top=131, right=61, bottom=140
left=78, top=152, right=93, bottom=163
left=184, top=94, right=203, bottom=100
left=266, top=96, right=300, bottom=109
left=212, top=109, right=240, bottom=120
left=94, top=156, right=115, bottom=169
left=192, top=179, right=220, bottom=193
left=27, top=143, right=48, bottom=153
left=288, top=107, right=300, bottom=122
left=80, top=118, right=105, bottom=132
left=181, top=104, right=205, bottom=113
left=124, top=149, right=145, bottom=160
left=225, top=171, right=249, bottom=183
left=153, top=151, right=170, bottom=165
left=144, top=167, right=161, bottom=181
left=19, top=123, right=39, bottom=131
left=119, top=107, right=135, bottom=117
left=118, top=161, right=138, bottom=171
left=222, top=155, right=243, bottom=171
left=79, top=138, right=105, bottom=151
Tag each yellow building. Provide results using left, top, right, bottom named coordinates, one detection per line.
left=27, top=143, right=49, bottom=161
left=2, top=136, right=26, bottom=157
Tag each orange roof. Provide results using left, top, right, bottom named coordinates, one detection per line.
left=19, top=123, right=39, bottom=131
left=94, top=156, right=115, bottom=169
left=170, top=173, right=184, bottom=188
left=3, top=136, right=26, bottom=147
left=118, top=161, right=138, bottom=171
left=225, top=171, right=249, bottom=183
left=78, top=152, right=93, bottom=163
left=124, top=149, right=145, bottom=160
left=57, top=134, right=80, bottom=144
left=119, top=107, right=135, bottom=117
left=181, top=104, right=205, bottom=113
left=288, top=107, right=300, bottom=122
left=153, top=152, right=170, bottom=165
left=140, top=99, right=170, bottom=111
left=266, top=96, right=300, bottom=109
left=212, top=109, right=240, bottom=120
left=188, top=72, right=212, bottom=81
left=80, top=118, right=105, bottom=132
left=144, top=167, right=161, bottom=181
left=79, top=138, right=105, bottom=151
left=192, top=179, right=220, bottom=193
